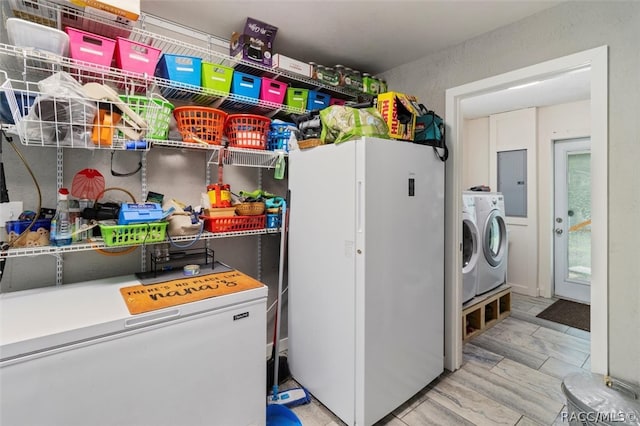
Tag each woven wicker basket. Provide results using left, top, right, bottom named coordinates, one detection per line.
left=235, top=202, right=265, bottom=216
left=298, top=138, right=323, bottom=149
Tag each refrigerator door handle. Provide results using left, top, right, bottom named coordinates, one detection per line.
left=357, top=180, right=363, bottom=233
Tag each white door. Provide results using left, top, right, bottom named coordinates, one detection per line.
left=553, top=138, right=591, bottom=303
left=359, top=139, right=444, bottom=425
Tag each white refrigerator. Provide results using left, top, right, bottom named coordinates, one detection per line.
left=0, top=275, right=267, bottom=426
left=288, top=137, right=444, bottom=426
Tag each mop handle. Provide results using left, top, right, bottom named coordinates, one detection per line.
left=272, top=198, right=288, bottom=399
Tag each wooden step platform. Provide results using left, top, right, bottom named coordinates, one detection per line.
left=462, top=284, right=511, bottom=341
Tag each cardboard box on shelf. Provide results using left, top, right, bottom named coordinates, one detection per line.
left=10, top=0, right=135, bottom=37
left=272, top=54, right=311, bottom=78
left=377, top=92, right=421, bottom=141
left=69, top=0, right=140, bottom=21
left=230, top=17, right=278, bottom=67
left=9, top=0, right=59, bottom=27
left=82, top=6, right=135, bottom=38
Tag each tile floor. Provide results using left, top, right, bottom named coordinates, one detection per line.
left=283, top=293, right=589, bottom=425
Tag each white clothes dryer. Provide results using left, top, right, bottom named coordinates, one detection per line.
left=462, top=192, right=480, bottom=304
left=474, top=192, right=508, bottom=295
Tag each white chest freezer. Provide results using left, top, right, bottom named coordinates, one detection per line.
left=0, top=274, right=268, bottom=426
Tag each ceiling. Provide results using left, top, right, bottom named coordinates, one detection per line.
left=140, top=0, right=563, bottom=75
left=461, top=67, right=591, bottom=118
left=140, top=0, right=588, bottom=117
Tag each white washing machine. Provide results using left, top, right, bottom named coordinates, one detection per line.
left=474, top=192, right=508, bottom=295
left=462, top=192, right=480, bottom=304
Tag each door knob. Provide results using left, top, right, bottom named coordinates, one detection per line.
left=555, top=228, right=563, bottom=235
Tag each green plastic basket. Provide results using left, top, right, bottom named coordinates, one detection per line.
left=285, top=88, right=308, bottom=111
left=99, top=222, right=168, bottom=247
left=119, top=95, right=174, bottom=140
left=201, top=61, right=234, bottom=95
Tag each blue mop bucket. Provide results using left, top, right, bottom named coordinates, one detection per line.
left=266, top=404, right=302, bottom=426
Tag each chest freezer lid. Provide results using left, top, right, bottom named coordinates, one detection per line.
left=0, top=275, right=267, bottom=361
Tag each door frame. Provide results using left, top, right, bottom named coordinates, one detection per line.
left=444, top=46, right=608, bottom=374
left=553, top=137, right=592, bottom=303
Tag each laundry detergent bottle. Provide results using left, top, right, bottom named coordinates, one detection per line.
left=50, top=188, right=72, bottom=246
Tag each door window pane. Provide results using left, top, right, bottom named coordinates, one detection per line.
left=463, top=222, right=474, bottom=267
left=567, top=152, right=591, bottom=282
left=488, top=218, right=502, bottom=257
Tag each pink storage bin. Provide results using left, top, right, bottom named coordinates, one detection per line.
left=66, top=27, right=116, bottom=67
left=260, top=77, right=287, bottom=105
left=115, top=37, right=161, bottom=76
left=330, top=98, right=346, bottom=106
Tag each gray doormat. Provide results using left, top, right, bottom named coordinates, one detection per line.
left=536, top=299, right=590, bottom=332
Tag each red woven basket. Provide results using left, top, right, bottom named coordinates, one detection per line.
left=225, top=114, right=271, bottom=150
left=174, top=106, right=228, bottom=144
left=203, top=215, right=266, bottom=233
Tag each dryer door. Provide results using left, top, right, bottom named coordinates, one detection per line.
left=483, top=211, right=507, bottom=267
left=462, top=218, right=479, bottom=272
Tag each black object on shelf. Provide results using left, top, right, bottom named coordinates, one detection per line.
left=146, top=247, right=215, bottom=279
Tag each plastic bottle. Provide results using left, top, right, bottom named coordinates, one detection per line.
left=274, top=151, right=286, bottom=180
left=68, top=199, right=82, bottom=243
left=309, top=62, right=318, bottom=79
left=352, top=70, right=363, bottom=92
left=316, top=65, right=325, bottom=82
left=324, top=67, right=339, bottom=86
left=343, top=67, right=354, bottom=88
left=379, top=78, right=388, bottom=94
left=154, top=242, right=170, bottom=262
left=362, top=73, right=373, bottom=94
left=50, top=188, right=72, bottom=246
left=334, top=64, right=346, bottom=86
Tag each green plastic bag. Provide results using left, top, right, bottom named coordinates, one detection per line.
left=319, top=106, right=389, bottom=144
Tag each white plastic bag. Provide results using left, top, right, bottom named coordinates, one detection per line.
left=21, top=72, right=96, bottom=145
left=163, top=198, right=202, bottom=237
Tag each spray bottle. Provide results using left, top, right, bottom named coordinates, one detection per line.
left=50, top=188, right=72, bottom=246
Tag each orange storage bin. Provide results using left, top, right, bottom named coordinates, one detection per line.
left=225, top=114, right=271, bottom=150
left=173, top=106, right=227, bottom=144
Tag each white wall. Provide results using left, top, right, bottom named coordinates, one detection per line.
left=462, top=117, right=489, bottom=189
left=383, top=1, right=640, bottom=384
left=490, top=108, right=538, bottom=297
left=464, top=101, right=590, bottom=299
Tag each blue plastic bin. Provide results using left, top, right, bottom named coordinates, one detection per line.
left=6, top=218, right=51, bottom=236
left=266, top=213, right=282, bottom=229
left=267, top=122, right=295, bottom=151
left=306, top=90, right=330, bottom=111
left=155, top=54, right=202, bottom=87
left=0, top=91, right=36, bottom=124
left=266, top=404, right=301, bottom=426
left=231, top=71, right=261, bottom=100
